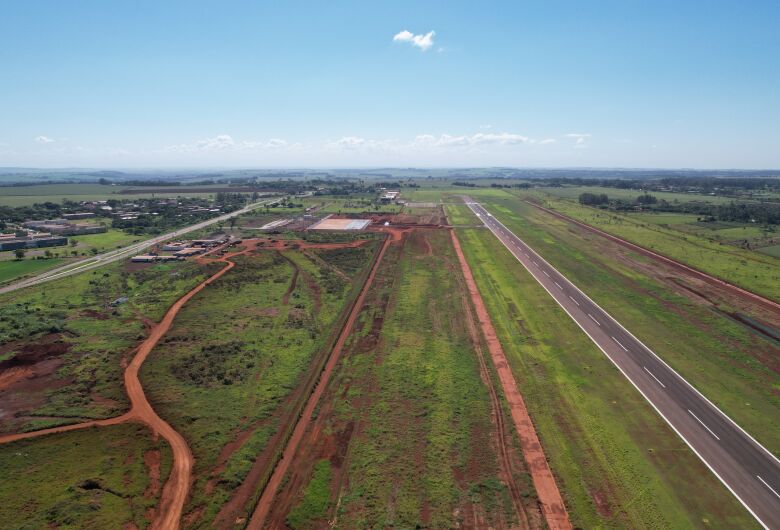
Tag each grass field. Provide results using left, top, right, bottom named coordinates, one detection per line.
left=276, top=228, right=538, bottom=529
left=68, top=228, right=146, bottom=252
left=140, top=242, right=378, bottom=527
left=523, top=191, right=780, bottom=301
left=0, top=258, right=63, bottom=284
left=461, top=197, right=780, bottom=451
left=0, top=423, right=172, bottom=529
left=0, top=183, right=223, bottom=206
left=537, top=185, right=743, bottom=204
left=0, top=259, right=216, bottom=433
left=449, top=205, right=759, bottom=529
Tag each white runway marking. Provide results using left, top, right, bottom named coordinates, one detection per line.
left=689, top=409, right=720, bottom=441
left=569, top=296, right=579, bottom=306
left=757, top=476, right=780, bottom=500
left=543, top=270, right=551, bottom=277
left=555, top=281, right=563, bottom=289
left=612, top=336, right=628, bottom=351
left=588, top=313, right=600, bottom=326
left=643, top=366, right=666, bottom=388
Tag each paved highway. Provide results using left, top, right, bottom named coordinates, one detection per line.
left=0, top=197, right=281, bottom=295
left=465, top=198, right=780, bottom=529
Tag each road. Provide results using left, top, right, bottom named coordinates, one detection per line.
left=0, top=197, right=280, bottom=295
left=465, top=198, right=780, bottom=530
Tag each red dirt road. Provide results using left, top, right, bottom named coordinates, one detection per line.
left=450, top=230, right=573, bottom=530
left=245, top=235, right=391, bottom=530
left=0, top=257, right=237, bottom=530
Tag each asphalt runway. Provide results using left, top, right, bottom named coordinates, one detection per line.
left=465, top=198, right=780, bottom=529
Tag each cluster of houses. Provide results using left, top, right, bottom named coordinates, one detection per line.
left=131, top=237, right=229, bottom=263
left=0, top=231, right=68, bottom=251
left=378, top=189, right=401, bottom=203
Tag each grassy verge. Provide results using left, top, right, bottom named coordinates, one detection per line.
left=140, top=243, right=377, bottom=526
left=473, top=196, right=780, bottom=454
left=523, top=191, right=780, bottom=301
left=0, top=423, right=172, bottom=529
left=450, top=212, right=759, bottom=529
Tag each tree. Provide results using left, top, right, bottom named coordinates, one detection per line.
left=44, top=250, right=52, bottom=258
left=14, top=249, right=25, bottom=260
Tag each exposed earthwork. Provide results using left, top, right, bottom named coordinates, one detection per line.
left=0, top=237, right=376, bottom=530
left=245, top=234, right=392, bottom=529
left=526, top=200, right=780, bottom=315
left=450, top=229, right=573, bottom=530
left=258, top=225, right=544, bottom=529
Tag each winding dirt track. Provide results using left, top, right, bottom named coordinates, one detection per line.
left=246, top=235, right=391, bottom=530
left=450, top=229, right=572, bottom=530
left=0, top=254, right=238, bottom=530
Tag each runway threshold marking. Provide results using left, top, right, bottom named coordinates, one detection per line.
left=689, top=409, right=720, bottom=441
left=611, top=336, right=629, bottom=351
left=569, top=296, right=579, bottom=306
left=587, top=313, right=601, bottom=326
left=643, top=366, right=666, bottom=388
left=757, top=476, right=780, bottom=500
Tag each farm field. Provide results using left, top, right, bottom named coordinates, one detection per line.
left=263, top=227, right=543, bottom=529
left=522, top=190, right=780, bottom=301
left=536, top=185, right=744, bottom=204
left=139, top=239, right=379, bottom=527
left=0, top=258, right=216, bottom=434
left=0, top=422, right=171, bottom=529
left=0, top=183, right=227, bottom=206
left=448, top=203, right=760, bottom=529
left=463, top=196, right=780, bottom=457
left=0, top=257, right=63, bottom=284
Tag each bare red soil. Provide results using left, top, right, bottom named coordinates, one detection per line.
left=450, top=229, right=572, bottom=530
left=245, top=235, right=392, bottom=529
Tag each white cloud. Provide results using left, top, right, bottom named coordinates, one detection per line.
left=565, top=133, right=591, bottom=148
left=35, top=135, right=54, bottom=144
left=413, top=132, right=529, bottom=148
left=539, top=138, right=556, bottom=144
left=393, top=30, right=435, bottom=51
left=166, top=134, right=292, bottom=153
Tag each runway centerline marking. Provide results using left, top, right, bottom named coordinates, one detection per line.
left=555, top=281, right=563, bottom=290
left=757, top=476, right=780, bottom=500
left=587, top=313, right=600, bottom=326
left=569, top=296, right=579, bottom=306
left=689, top=409, right=720, bottom=441
left=611, top=336, right=628, bottom=351
left=643, top=366, right=666, bottom=388
left=543, top=270, right=551, bottom=277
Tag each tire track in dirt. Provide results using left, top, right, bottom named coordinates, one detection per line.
left=460, top=294, right=531, bottom=529
left=450, top=229, right=573, bottom=530
left=0, top=251, right=241, bottom=530
left=245, top=235, right=392, bottom=530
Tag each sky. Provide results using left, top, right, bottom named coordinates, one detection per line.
left=0, top=0, right=778, bottom=169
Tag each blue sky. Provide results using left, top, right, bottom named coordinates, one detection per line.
left=1, top=0, right=778, bottom=168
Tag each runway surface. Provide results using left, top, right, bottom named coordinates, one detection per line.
left=465, top=198, right=780, bottom=529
